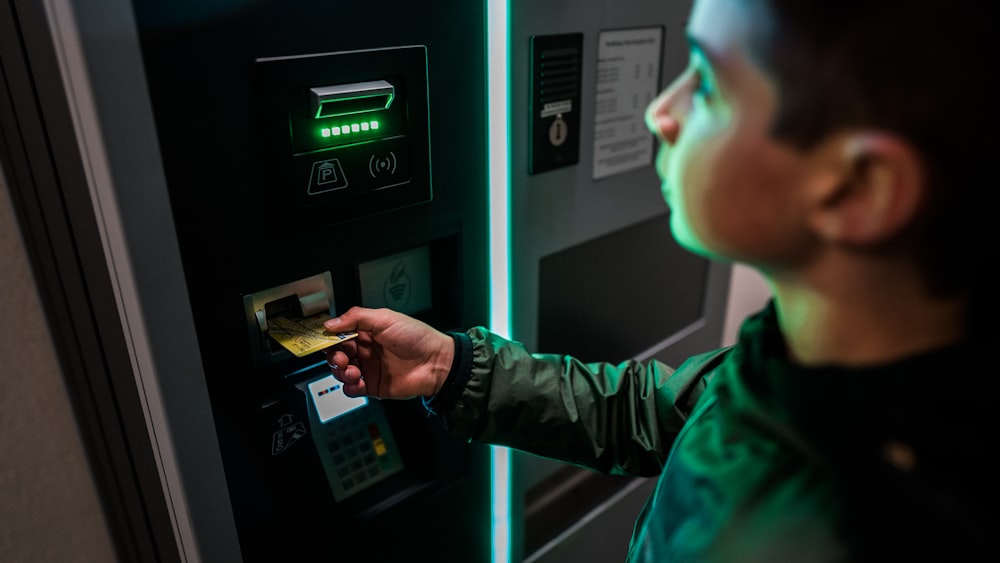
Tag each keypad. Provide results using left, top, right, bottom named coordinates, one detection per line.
left=313, top=403, right=403, bottom=501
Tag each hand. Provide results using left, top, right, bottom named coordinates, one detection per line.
left=323, top=306, right=455, bottom=399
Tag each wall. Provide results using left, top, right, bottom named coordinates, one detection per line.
left=722, top=264, right=772, bottom=346
left=0, top=169, right=116, bottom=562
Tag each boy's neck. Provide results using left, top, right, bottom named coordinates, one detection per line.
left=766, top=259, right=966, bottom=367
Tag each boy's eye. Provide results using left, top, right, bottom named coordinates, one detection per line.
left=692, top=69, right=714, bottom=99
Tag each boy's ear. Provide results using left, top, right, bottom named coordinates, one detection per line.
left=809, top=133, right=926, bottom=245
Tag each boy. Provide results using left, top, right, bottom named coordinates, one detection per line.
left=324, top=0, right=996, bottom=560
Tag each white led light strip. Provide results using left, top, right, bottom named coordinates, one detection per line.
left=487, top=1, right=511, bottom=563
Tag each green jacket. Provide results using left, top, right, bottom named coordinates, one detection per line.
left=429, top=303, right=994, bottom=562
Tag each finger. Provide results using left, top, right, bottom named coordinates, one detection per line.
left=341, top=374, right=368, bottom=397
left=328, top=357, right=362, bottom=383
left=323, top=305, right=390, bottom=334
left=340, top=364, right=363, bottom=385
left=354, top=339, right=374, bottom=364
left=337, top=366, right=368, bottom=397
left=332, top=338, right=358, bottom=357
left=325, top=347, right=353, bottom=370
left=323, top=306, right=362, bottom=332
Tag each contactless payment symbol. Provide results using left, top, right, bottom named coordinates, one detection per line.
left=308, top=158, right=348, bottom=195
left=369, top=151, right=397, bottom=178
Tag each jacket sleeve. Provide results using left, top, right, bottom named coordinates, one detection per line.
left=437, top=327, right=728, bottom=477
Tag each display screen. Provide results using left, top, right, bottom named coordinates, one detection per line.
left=307, top=374, right=368, bottom=423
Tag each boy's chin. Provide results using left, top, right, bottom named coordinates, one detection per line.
left=669, top=220, right=723, bottom=262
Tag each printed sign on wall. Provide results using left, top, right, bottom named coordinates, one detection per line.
left=593, top=27, right=664, bottom=180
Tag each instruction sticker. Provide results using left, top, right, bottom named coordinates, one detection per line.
left=593, top=27, right=663, bottom=180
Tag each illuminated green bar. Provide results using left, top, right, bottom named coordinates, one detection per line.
left=488, top=1, right=512, bottom=562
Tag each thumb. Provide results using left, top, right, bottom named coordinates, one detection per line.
left=323, top=306, right=379, bottom=333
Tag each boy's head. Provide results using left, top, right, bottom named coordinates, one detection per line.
left=754, top=0, right=993, bottom=299
left=647, top=0, right=993, bottom=325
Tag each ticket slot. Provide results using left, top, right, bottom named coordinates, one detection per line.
left=243, top=272, right=336, bottom=365
left=310, top=80, right=395, bottom=119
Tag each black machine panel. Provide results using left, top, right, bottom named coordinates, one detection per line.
left=128, top=1, right=492, bottom=560
left=255, top=46, right=433, bottom=229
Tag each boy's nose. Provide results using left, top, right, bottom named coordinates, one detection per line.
left=646, top=103, right=680, bottom=145
left=645, top=78, right=686, bottom=145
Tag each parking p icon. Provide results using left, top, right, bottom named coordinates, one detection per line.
left=307, top=158, right=348, bottom=195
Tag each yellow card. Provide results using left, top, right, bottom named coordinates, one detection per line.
left=267, top=314, right=358, bottom=357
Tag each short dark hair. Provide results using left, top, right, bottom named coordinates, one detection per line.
left=749, top=0, right=996, bottom=334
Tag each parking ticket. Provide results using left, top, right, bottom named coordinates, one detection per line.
left=267, top=314, right=358, bottom=357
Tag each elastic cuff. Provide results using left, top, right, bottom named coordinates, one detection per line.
left=422, top=331, right=474, bottom=416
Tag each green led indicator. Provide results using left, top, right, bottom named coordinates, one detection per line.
left=318, top=120, right=383, bottom=140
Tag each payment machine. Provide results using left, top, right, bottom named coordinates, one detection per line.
left=205, top=33, right=489, bottom=561
left=0, top=0, right=492, bottom=560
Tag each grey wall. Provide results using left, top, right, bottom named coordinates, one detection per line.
left=510, top=0, right=697, bottom=352
left=722, top=265, right=771, bottom=345
left=0, top=169, right=116, bottom=562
